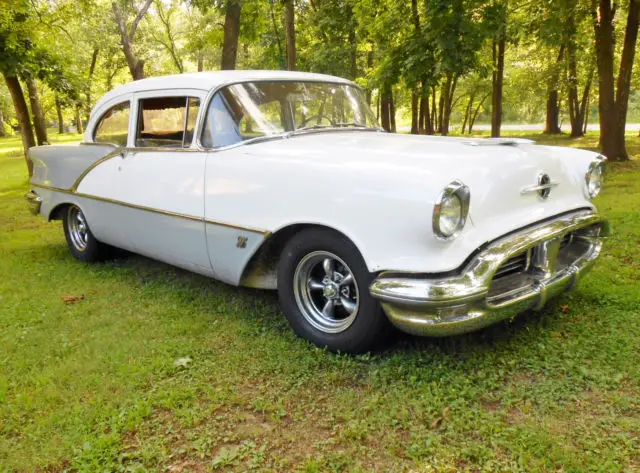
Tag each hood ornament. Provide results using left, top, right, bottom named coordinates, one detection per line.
left=521, top=173, right=558, bottom=200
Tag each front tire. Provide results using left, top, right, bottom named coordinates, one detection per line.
left=277, top=229, right=391, bottom=353
left=62, top=205, right=111, bottom=262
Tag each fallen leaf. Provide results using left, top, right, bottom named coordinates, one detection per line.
left=62, top=295, right=84, bottom=304
left=560, top=304, right=570, bottom=313
left=173, top=357, right=192, bottom=368
left=430, top=417, right=443, bottom=429
left=257, top=318, right=264, bottom=323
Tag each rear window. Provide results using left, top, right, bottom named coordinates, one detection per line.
left=94, top=101, right=130, bottom=146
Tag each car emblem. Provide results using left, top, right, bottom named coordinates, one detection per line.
left=520, top=172, right=558, bottom=200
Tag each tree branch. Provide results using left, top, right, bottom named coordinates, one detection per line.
left=130, top=0, right=154, bottom=40
left=112, top=2, right=129, bottom=44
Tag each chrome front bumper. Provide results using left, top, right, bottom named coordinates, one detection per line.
left=25, top=190, right=42, bottom=215
left=370, top=210, right=608, bottom=337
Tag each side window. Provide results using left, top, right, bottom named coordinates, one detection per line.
left=94, top=102, right=130, bottom=146
left=201, top=90, right=284, bottom=149
left=135, top=96, right=200, bottom=148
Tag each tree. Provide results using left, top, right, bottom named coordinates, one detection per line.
left=593, top=0, right=640, bottom=161
left=221, top=1, right=241, bottom=70
left=0, top=1, right=37, bottom=169
left=112, top=0, right=154, bottom=80
left=490, top=2, right=507, bottom=138
left=26, top=77, right=48, bottom=145
left=152, top=1, right=185, bottom=73
left=284, top=0, right=296, bottom=70
left=4, top=76, right=35, bottom=171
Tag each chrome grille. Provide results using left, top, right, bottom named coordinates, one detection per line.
left=493, top=250, right=530, bottom=279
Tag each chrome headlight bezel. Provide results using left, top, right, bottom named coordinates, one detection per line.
left=433, top=180, right=471, bottom=241
left=585, top=156, right=606, bottom=199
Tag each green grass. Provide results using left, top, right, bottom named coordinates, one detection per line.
left=0, top=130, right=638, bottom=473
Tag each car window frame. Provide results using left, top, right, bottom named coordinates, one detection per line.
left=92, top=99, right=132, bottom=147
left=130, top=88, right=207, bottom=151
left=196, top=78, right=365, bottom=152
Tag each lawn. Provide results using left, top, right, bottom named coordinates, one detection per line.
left=0, top=130, right=638, bottom=473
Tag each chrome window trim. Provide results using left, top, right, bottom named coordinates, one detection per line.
left=194, top=78, right=377, bottom=152
left=92, top=99, right=132, bottom=147
left=432, top=180, right=471, bottom=241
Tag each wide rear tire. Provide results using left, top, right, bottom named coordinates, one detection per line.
left=62, top=205, right=112, bottom=262
left=277, top=228, right=391, bottom=353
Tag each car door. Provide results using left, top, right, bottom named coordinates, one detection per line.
left=80, top=89, right=211, bottom=276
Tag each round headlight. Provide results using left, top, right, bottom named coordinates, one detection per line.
left=586, top=158, right=606, bottom=199
left=433, top=181, right=470, bottom=240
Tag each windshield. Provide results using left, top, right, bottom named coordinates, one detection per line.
left=201, top=81, right=379, bottom=148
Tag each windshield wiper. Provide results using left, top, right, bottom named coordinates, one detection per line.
left=333, top=122, right=368, bottom=128
left=293, top=124, right=331, bottom=132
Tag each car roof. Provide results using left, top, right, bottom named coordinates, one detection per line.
left=94, top=70, right=354, bottom=113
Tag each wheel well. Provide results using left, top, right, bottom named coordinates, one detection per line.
left=239, top=223, right=358, bottom=290
left=49, top=203, right=71, bottom=221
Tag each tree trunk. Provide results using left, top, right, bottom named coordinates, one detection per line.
left=431, top=87, right=437, bottom=132
left=584, top=90, right=590, bottom=135
left=545, top=45, right=565, bottom=134
left=390, top=94, right=397, bottom=133
left=197, top=52, right=204, bottom=72
left=55, top=96, right=64, bottom=133
left=0, top=111, right=6, bottom=137
left=26, top=78, right=48, bottom=146
left=613, top=0, right=640, bottom=157
left=380, top=84, right=392, bottom=132
left=437, top=86, right=444, bottom=134
left=75, top=105, right=84, bottom=135
left=441, top=74, right=458, bottom=136
left=594, top=0, right=640, bottom=160
left=112, top=0, right=152, bottom=80
left=366, top=49, right=374, bottom=104
left=462, top=93, right=475, bottom=134
left=411, top=91, right=419, bottom=134
left=491, top=34, right=506, bottom=138
left=469, top=93, right=490, bottom=135
left=284, top=0, right=296, bottom=71
left=86, top=48, right=99, bottom=121
left=4, top=75, right=35, bottom=173
left=221, top=1, right=242, bottom=70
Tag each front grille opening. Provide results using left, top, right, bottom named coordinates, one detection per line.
left=494, top=250, right=530, bottom=280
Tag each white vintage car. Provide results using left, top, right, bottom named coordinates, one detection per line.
left=26, top=70, right=608, bottom=353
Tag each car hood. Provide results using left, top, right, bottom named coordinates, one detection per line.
left=239, top=130, right=598, bottom=267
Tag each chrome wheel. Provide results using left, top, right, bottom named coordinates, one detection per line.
left=67, top=206, right=89, bottom=252
left=293, top=251, right=359, bottom=334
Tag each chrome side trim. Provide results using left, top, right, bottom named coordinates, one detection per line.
left=31, top=183, right=271, bottom=236
left=370, top=210, right=608, bottom=336
left=70, top=149, right=125, bottom=192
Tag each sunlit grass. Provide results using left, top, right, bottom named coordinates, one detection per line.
left=0, top=130, right=638, bottom=472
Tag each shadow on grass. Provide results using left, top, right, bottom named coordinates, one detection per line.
left=28, top=239, right=565, bottom=365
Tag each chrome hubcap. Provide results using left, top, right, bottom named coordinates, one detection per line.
left=68, top=206, right=88, bottom=251
left=293, top=251, right=359, bottom=334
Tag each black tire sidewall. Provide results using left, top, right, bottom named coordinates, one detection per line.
left=62, top=205, right=105, bottom=262
left=277, top=229, right=390, bottom=353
